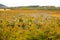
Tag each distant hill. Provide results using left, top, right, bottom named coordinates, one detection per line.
left=10, top=6, right=60, bottom=10
left=0, top=4, right=60, bottom=10
left=0, top=4, right=7, bottom=8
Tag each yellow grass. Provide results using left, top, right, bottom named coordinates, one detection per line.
left=0, top=9, right=60, bottom=40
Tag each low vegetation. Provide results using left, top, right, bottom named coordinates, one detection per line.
left=0, top=13, right=60, bottom=40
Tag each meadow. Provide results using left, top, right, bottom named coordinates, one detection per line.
left=0, top=10, right=60, bottom=40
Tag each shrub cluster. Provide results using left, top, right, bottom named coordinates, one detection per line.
left=0, top=15, right=60, bottom=40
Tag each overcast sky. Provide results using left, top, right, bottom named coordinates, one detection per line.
left=0, top=0, right=60, bottom=7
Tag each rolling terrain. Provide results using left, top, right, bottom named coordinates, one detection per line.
left=0, top=5, right=60, bottom=40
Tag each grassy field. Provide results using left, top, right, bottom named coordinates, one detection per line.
left=0, top=10, right=60, bottom=40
